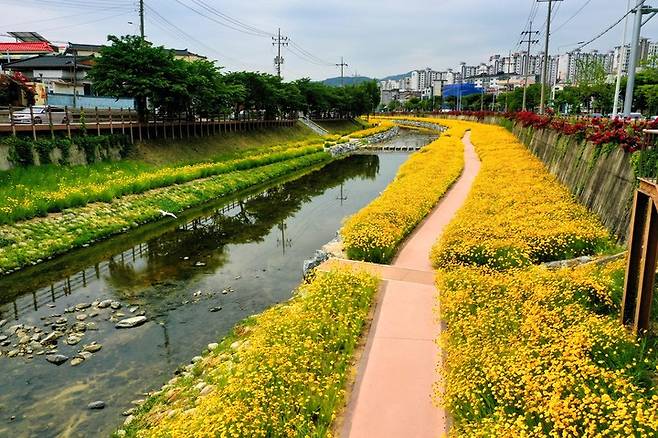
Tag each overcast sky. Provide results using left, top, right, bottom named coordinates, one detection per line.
left=1, top=0, right=657, bottom=80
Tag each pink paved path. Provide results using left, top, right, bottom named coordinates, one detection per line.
left=327, top=131, right=480, bottom=438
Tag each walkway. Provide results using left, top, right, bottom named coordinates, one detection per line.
left=321, top=131, right=480, bottom=437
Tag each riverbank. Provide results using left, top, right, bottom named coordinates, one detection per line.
left=0, top=135, right=422, bottom=437
left=0, top=121, right=389, bottom=275
left=112, top=120, right=448, bottom=437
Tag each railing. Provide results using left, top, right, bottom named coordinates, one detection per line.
left=0, top=106, right=298, bottom=142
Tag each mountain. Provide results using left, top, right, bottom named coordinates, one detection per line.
left=321, top=71, right=411, bottom=87
left=322, top=76, right=373, bottom=87
left=379, top=72, right=411, bottom=81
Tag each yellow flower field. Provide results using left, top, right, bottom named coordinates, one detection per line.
left=120, top=268, right=379, bottom=438
left=432, top=122, right=611, bottom=269
left=347, top=120, right=395, bottom=139
left=437, top=262, right=658, bottom=437
left=340, top=120, right=467, bottom=263
left=420, top=118, right=657, bottom=436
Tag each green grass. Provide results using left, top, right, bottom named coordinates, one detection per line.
left=0, top=149, right=332, bottom=274
left=315, top=118, right=371, bottom=136
left=0, top=125, right=323, bottom=225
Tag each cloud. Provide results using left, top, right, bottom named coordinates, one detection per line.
left=0, top=0, right=656, bottom=80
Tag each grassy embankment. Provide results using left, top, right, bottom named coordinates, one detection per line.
left=0, top=120, right=397, bottom=275
left=430, top=120, right=658, bottom=436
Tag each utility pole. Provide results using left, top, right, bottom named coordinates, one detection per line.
left=521, top=21, right=539, bottom=111
left=613, top=0, right=632, bottom=116
left=623, top=0, right=652, bottom=116
left=272, top=28, right=289, bottom=79
left=336, top=57, right=348, bottom=87
left=139, top=0, right=145, bottom=39
left=538, top=0, right=562, bottom=115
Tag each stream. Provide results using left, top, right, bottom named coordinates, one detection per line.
left=0, top=131, right=434, bottom=437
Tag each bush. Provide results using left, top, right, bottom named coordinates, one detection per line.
left=432, top=121, right=611, bottom=269
left=120, top=268, right=379, bottom=438
left=341, top=119, right=465, bottom=263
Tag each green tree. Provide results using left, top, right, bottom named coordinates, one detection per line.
left=89, top=35, right=182, bottom=118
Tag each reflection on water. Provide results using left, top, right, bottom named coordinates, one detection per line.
left=0, top=132, right=432, bottom=437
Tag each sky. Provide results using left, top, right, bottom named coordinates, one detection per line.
left=1, top=0, right=657, bottom=81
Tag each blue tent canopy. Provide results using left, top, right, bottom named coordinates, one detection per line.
left=442, top=83, right=483, bottom=98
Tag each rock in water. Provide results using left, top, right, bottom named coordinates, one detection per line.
left=83, top=343, right=102, bottom=353
left=115, top=316, right=147, bottom=329
left=46, top=354, right=69, bottom=365
left=87, top=401, right=105, bottom=410
left=97, top=300, right=112, bottom=309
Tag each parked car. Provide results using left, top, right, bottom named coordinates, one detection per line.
left=627, top=112, right=643, bottom=120
left=12, top=106, right=68, bottom=125
left=589, top=113, right=604, bottom=118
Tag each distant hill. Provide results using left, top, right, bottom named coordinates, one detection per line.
left=322, top=71, right=411, bottom=87
left=379, top=72, right=411, bottom=81
left=322, top=76, right=373, bottom=87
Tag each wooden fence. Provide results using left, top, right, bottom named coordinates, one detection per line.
left=0, top=106, right=297, bottom=142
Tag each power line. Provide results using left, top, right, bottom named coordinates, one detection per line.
left=552, top=0, right=593, bottom=33
left=145, top=4, right=265, bottom=70
left=188, top=0, right=274, bottom=37
left=571, top=5, right=638, bottom=51
left=171, top=0, right=270, bottom=37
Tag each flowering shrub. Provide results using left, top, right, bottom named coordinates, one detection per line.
left=121, top=267, right=379, bottom=438
left=340, top=120, right=466, bottom=263
left=348, top=120, right=395, bottom=139
left=0, top=150, right=331, bottom=274
left=0, top=142, right=324, bottom=225
left=437, top=262, right=658, bottom=436
left=432, top=122, right=611, bottom=269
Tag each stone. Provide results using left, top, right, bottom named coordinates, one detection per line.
left=40, top=331, right=61, bottom=345
left=71, top=322, right=87, bottom=332
left=85, top=322, right=98, bottom=331
left=110, top=301, right=122, bottom=310
left=83, top=343, right=102, bottom=353
left=54, top=318, right=67, bottom=325
left=0, top=335, right=7, bottom=342
left=89, top=311, right=100, bottom=318
left=75, top=303, right=91, bottom=311
left=66, top=336, right=82, bottom=346
left=199, top=385, right=214, bottom=396
left=207, top=343, right=219, bottom=351
left=70, top=357, right=84, bottom=366
left=209, top=307, right=222, bottom=313
left=115, top=312, right=126, bottom=318
left=129, top=307, right=139, bottom=313
left=0, top=319, right=6, bottom=328
left=97, top=299, right=112, bottom=309
left=87, top=401, right=105, bottom=410
left=76, top=314, right=88, bottom=321
left=47, top=303, right=56, bottom=308
left=46, top=354, right=69, bottom=365
left=191, top=356, right=202, bottom=364
left=122, top=408, right=135, bottom=416
left=115, top=316, right=147, bottom=329
left=124, top=415, right=134, bottom=426
left=7, top=350, right=18, bottom=358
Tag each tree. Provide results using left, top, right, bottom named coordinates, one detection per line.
left=89, top=35, right=183, bottom=118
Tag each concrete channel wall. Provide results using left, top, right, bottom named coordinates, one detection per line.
left=442, top=115, right=635, bottom=241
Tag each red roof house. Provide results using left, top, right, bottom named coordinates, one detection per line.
left=0, top=42, right=56, bottom=64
